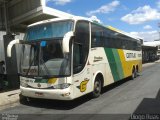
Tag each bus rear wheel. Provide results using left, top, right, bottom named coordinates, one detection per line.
left=91, top=78, right=102, bottom=98
left=131, top=67, right=137, bottom=80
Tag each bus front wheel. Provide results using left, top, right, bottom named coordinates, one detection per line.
left=91, top=77, right=102, bottom=98
left=19, top=94, right=32, bottom=104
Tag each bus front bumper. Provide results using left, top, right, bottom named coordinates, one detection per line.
left=20, top=86, right=73, bottom=100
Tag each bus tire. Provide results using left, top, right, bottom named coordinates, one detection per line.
left=135, top=68, right=138, bottom=78
left=19, top=94, right=27, bottom=104
left=19, top=94, right=31, bottom=104
left=136, top=66, right=139, bottom=77
left=91, top=77, right=102, bottom=98
left=131, top=67, right=136, bottom=80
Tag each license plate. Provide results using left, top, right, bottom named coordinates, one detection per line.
left=35, top=92, right=44, bottom=97
left=20, top=77, right=35, bottom=83
left=26, top=79, right=35, bottom=83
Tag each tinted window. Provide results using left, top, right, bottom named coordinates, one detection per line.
left=91, top=24, right=104, bottom=47
left=73, top=21, right=89, bottom=74
left=25, top=21, right=73, bottom=41
left=91, top=23, right=141, bottom=51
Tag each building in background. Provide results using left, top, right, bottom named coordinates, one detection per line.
left=0, top=31, right=24, bottom=90
left=144, top=41, right=160, bottom=58
left=0, top=31, right=24, bottom=72
left=142, top=41, right=160, bottom=63
left=0, top=0, right=73, bottom=92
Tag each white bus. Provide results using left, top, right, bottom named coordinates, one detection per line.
left=7, top=16, right=142, bottom=101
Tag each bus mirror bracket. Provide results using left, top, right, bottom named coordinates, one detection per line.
left=7, top=39, right=23, bottom=57
left=63, top=31, right=74, bottom=53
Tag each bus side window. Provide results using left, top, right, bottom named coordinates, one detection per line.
left=73, top=21, right=89, bottom=74
left=91, top=24, right=104, bottom=47
left=73, top=43, right=83, bottom=72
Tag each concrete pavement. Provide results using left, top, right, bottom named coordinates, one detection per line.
left=0, top=89, right=20, bottom=108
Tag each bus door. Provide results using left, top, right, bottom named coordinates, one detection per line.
left=72, top=21, right=92, bottom=97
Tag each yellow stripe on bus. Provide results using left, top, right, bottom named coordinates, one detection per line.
left=118, top=49, right=142, bottom=78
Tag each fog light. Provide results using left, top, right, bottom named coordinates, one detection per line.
left=62, top=92, right=70, bottom=97
left=20, top=82, right=28, bottom=87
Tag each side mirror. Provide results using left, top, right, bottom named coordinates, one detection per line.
left=7, top=39, right=23, bottom=57
left=62, top=31, right=74, bottom=53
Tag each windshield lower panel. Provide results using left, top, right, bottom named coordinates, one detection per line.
left=20, top=39, right=71, bottom=78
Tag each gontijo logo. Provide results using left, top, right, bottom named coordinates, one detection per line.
left=80, top=78, right=89, bottom=92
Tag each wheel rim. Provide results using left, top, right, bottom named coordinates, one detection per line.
left=94, top=80, right=101, bottom=94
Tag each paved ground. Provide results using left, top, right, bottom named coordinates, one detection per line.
left=0, top=61, right=160, bottom=120
left=0, top=89, right=20, bottom=108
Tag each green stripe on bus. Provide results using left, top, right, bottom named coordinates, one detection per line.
left=104, top=48, right=120, bottom=81
left=112, top=49, right=124, bottom=79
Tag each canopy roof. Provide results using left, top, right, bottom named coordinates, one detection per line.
left=0, top=0, right=73, bottom=32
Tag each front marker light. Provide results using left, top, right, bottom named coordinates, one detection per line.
left=53, top=83, right=71, bottom=89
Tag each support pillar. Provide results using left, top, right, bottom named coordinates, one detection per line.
left=3, top=34, right=19, bottom=89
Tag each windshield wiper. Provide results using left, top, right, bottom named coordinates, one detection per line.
left=39, top=44, right=51, bottom=76
left=39, top=56, right=50, bottom=76
left=26, top=47, right=38, bottom=76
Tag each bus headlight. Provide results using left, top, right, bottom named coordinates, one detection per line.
left=53, top=83, right=71, bottom=89
left=20, top=82, right=28, bottom=87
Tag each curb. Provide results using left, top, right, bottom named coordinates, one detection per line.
left=0, top=89, right=20, bottom=107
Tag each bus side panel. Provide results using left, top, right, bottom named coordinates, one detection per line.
left=90, top=48, right=114, bottom=87
left=118, top=49, right=131, bottom=77
left=72, top=64, right=92, bottom=99
left=104, top=48, right=142, bottom=82
left=118, top=49, right=142, bottom=78
left=104, top=48, right=125, bottom=82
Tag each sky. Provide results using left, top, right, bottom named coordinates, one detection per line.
left=45, top=0, right=160, bottom=42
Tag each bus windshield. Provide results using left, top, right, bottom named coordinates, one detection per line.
left=20, top=39, right=71, bottom=78
left=20, top=20, right=73, bottom=78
